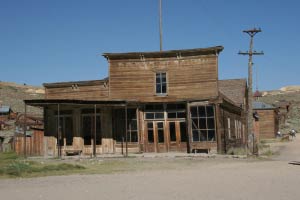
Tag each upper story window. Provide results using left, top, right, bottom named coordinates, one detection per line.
left=156, top=72, right=167, bottom=95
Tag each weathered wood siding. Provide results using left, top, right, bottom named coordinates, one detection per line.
left=256, top=109, right=278, bottom=139
left=109, top=55, right=218, bottom=102
left=45, top=82, right=108, bottom=100
left=15, top=130, right=44, bottom=156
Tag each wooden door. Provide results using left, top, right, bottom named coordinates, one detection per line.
left=145, top=121, right=167, bottom=153
left=167, top=121, right=187, bottom=152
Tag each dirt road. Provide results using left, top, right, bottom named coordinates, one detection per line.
left=1, top=138, right=300, bottom=200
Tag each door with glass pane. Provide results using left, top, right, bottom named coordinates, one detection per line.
left=145, top=121, right=167, bottom=152
left=168, top=121, right=187, bottom=152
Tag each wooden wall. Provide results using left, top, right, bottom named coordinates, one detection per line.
left=45, top=82, right=108, bottom=100
left=15, top=130, right=44, bottom=156
left=109, top=55, right=218, bottom=102
left=256, top=109, right=278, bottom=139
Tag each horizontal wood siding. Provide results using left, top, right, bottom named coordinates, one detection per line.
left=109, top=55, right=218, bottom=102
left=45, top=84, right=108, bottom=100
left=256, top=110, right=277, bottom=139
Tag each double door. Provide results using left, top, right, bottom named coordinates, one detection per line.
left=145, top=121, right=187, bottom=153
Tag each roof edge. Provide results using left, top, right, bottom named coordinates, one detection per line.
left=43, top=78, right=108, bottom=88
left=103, top=46, right=224, bottom=60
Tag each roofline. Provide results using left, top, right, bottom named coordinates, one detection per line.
left=103, top=46, right=224, bottom=60
left=43, top=79, right=108, bottom=88
left=24, top=99, right=127, bottom=106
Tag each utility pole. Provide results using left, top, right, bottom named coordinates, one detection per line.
left=238, top=28, right=263, bottom=155
left=159, top=0, right=163, bottom=51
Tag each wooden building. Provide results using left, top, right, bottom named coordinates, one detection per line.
left=25, top=46, right=247, bottom=156
left=253, top=101, right=279, bottom=139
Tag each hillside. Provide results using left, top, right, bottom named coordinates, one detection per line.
left=260, top=86, right=300, bottom=134
left=0, top=81, right=44, bottom=115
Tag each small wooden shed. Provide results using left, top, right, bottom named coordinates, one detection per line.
left=253, top=101, right=279, bottom=139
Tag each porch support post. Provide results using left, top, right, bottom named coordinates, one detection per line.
left=125, top=104, right=128, bottom=157
left=93, top=104, right=97, bottom=157
left=215, top=104, right=222, bottom=153
left=57, top=103, right=61, bottom=158
left=23, top=103, right=27, bottom=158
left=186, top=101, right=191, bottom=153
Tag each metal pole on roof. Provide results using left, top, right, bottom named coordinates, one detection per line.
left=23, top=104, right=27, bottom=158
left=159, top=0, right=163, bottom=51
left=238, top=28, right=264, bottom=155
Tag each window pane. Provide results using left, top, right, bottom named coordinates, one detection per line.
left=167, top=112, right=176, bottom=119
left=192, top=130, right=199, bottom=142
left=161, top=84, right=166, bottom=93
left=148, top=130, right=154, bottom=143
left=131, top=131, right=138, bottom=142
left=207, top=118, right=215, bottom=129
left=198, top=106, right=206, bottom=117
left=147, top=122, right=153, bottom=129
left=199, top=118, right=207, bottom=129
left=157, top=122, right=164, bottom=129
left=200, top=130, right=207, bottom=141
left=180, top=122, right=187, bottom=142
left=156, top=84, right=161, bottom=93
left=191, top=107, right=198, bottom=118
left=177, top=112, right=186, bottom=118
left=167, top=104, right=177, bottom=110
left=145, top=113, right=154, bottom=119
left=155, top=112, right=164, bottom=119
left=158, top=130, right=164, bottom=143
left=208, top=130, right=215, bottom=141
left=206, top=106, right=214, bottom=117
left=192, top=119, right=198, bottom=130
left=169, top=122, right=176, bottom=142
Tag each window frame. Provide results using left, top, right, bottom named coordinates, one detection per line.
left=155, top=72, right=167, bottom=96
left=190, top=105, right=216, bottom=142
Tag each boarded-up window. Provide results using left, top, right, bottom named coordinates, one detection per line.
left=191, top=105, right=215, bottom=142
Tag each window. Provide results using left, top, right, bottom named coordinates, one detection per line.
left=156, top=72, right=167, bottom=95
left=167, top=103, right=186, bottom=119
left=145, top=104, right=165, bottom=120
left=81, top=113, right=101, bottom=145
left=113, top=108, right=138, bottom=143
left=191, top=105, right=216, bottom=142
left=227, top=118, right=231, bottom=139
left=54, top=115, right=73, bottom=146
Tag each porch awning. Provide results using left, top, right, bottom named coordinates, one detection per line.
left=24, top=99, right=128, bottom=107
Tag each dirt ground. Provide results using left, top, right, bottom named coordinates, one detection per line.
left=1, top=137, right=300, bottom=200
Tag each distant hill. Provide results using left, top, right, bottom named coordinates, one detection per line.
left=260, top=86, right=300, bottom=133
left=0, top=81, right=44, bottom=115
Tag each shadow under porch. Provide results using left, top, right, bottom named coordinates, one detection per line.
left=24, top=99, right=139, bottom=157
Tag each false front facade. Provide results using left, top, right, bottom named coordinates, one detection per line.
left=25, top=46, right=247, bottom=156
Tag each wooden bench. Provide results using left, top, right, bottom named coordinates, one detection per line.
left=64, top=149, right=82, bottom=156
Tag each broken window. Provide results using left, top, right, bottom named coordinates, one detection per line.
left=147, top=122, right=154, bottom=143
left=156, top=72, right=167, bottom=95
left=191, top=105, right=216, bottom=142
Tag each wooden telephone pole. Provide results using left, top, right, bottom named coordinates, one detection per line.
left=239, top=28, right=263, bottom=155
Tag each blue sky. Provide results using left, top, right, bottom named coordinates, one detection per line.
left=0, top=0, right=299, bottom=90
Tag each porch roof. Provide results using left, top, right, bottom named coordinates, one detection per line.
left=24, top=99, right=128, bottom=107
